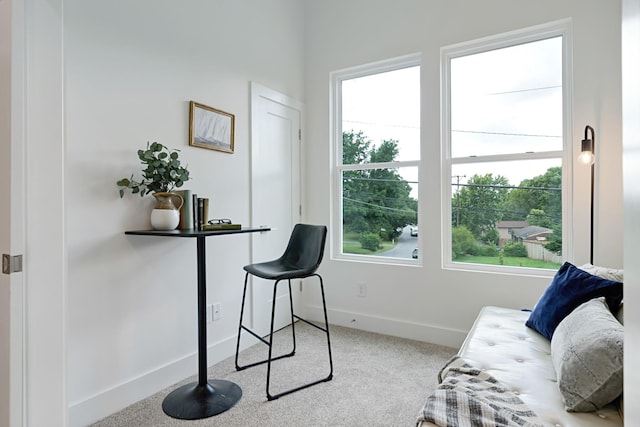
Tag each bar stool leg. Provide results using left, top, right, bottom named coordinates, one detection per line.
left=318, top=275, right=334, bottom=378
left=287, top=279, right=297, bottom=355
left=236, top=272, right=333, bottom=401
left=234, top=272, right=250, bottom=370
left=265, top=274, right=333, bottom=400
left=266, top=279, right=281, bottom=400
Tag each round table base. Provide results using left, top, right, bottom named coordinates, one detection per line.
left=161, top=380, right=242, bottom=420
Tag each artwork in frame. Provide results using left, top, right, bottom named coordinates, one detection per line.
left=189, top=101, right=235, bottom=153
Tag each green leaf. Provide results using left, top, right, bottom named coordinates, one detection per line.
left=118, top=142, right=190, bottom=198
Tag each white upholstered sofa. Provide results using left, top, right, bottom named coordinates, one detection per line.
left=418, top=264, right=624, bottom=427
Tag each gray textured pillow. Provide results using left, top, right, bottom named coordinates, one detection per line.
left=551, top=297, right=623, bottom=412
left=578, top=263, right=624, bottom=283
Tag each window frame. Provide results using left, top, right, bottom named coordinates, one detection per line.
left=440, top=20, right=574, bottom=276
left=330, top=53, right=422, bottom=264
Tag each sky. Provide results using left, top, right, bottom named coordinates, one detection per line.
left=341, top=36, right=564, bottom=190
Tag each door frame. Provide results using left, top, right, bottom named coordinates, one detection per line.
left=1, top=0, right=24, bottom=425
left=248, top=82, right=304, bottom=333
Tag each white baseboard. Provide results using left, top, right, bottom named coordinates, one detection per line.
left=305, top=305, right=468, bottom=349
left=68, top=334, right=251, bottom=427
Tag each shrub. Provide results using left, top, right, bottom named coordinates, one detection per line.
left=502, top=242, right=528, bottom=257
left=452, top=226, right=476, bottom=258
left=483, top=228, right=499, bottom=246
left=359, top=233, right=382, bottom=251
left=477, top=244, right=499, bottom=257
left=379, top=228, right=393, bottom=241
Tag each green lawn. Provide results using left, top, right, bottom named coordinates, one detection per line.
left=455, top=255, right=561, bottom=269
left=343, top=242, right=394, bottom=255
left=341, top=232, right=560, bottom=269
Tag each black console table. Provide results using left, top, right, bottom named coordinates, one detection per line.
left=125, top=227, right=270, bottom=420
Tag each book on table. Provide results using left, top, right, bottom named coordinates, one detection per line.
left=200, top=223, right=241, bottom=231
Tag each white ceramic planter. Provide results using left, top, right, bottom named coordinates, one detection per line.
left=150, top=208, right=180, bottom=230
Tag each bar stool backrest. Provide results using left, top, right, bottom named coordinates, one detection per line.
left=278, top=224, right=327, bottom=276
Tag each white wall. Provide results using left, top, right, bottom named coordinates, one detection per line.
left=622, top=0, right=640, bottom=421
left=302, top=0, right=623, bottom=344
left=65, top=1, right=305, bottom=425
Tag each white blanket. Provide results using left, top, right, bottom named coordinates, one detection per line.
left=417, top=356, right=547, bottom=427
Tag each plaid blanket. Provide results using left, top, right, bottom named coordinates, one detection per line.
left=417, top=356, right=547, bottom=427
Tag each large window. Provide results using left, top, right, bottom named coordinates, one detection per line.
left=442, top=22, right=572, bottom=272
left=331, top=54, right=421, bottom=263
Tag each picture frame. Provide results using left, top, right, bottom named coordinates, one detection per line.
left=189, top=101, right=235, bottom=153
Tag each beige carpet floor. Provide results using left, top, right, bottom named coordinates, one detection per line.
left=91, top=323, right=456, bottom=427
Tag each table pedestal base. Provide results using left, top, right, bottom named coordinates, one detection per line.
left=161, top=380, right=242, bottom=420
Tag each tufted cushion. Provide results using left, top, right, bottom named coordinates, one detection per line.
left=525, top=262, right=623, bottom=340
left=451, top=306, right=623, bottom=427
left=551, top=297, right=624, bottom=412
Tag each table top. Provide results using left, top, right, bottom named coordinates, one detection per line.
left=125, top=226, right=270, bottom=238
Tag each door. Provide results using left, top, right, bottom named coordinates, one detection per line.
left=250, top=82, right=303, bottom=337
left=5, top=1, right=66, bottom=425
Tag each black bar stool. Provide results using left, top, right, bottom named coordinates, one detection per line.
left=234, top=224, right=333, bottom=400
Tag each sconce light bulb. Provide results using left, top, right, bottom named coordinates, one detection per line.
left=579, top=150, right=595, bottom=166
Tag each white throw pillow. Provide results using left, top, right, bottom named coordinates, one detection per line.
left=550, top=297, right=623, bottom=412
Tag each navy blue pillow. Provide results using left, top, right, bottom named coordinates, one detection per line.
left=525, top=262, right=623, bottom=340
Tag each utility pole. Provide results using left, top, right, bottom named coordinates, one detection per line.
left=453, top=175, right=466, bottom=227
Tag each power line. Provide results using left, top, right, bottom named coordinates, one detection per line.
left=453, top=204, right=561, bottom=222
left=451, top=129, right=561, bottom=139
left=486, top=85, right=562, bottom=96
left=343, top=197, right=416, bottom=215
left=344, top=177, right=418, bottom=185
left=344, top=191, right=417, bottom=203
left=456, top=183, right=561, bottom=192
left=343, top=120, right=420, bottom=130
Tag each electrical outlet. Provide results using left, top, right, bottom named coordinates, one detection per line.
left=206, top=304, right=213, bottom=323
left=213, top=303, right=221, bottom=321
left=357, top=283, right=367, bottom=297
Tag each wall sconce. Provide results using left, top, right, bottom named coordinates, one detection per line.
left=579, top=125, right=596, bottom=165
left=579, top=125, right=595, bottom=264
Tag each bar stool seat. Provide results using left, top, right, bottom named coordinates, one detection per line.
left=234, top=224, right=333, bottom=400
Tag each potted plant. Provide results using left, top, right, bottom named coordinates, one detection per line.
left=117, top=141, right=191, bottom=230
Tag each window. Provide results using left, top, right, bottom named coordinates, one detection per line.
left=331, top=54, right=421, bottom=263
left=442, top=21, right=572, bottom=273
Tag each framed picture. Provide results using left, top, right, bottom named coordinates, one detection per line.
left=189, top=101, right=235, bottom=153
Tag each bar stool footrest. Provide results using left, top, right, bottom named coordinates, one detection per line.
left=267, top=373, right=333, bottom=401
